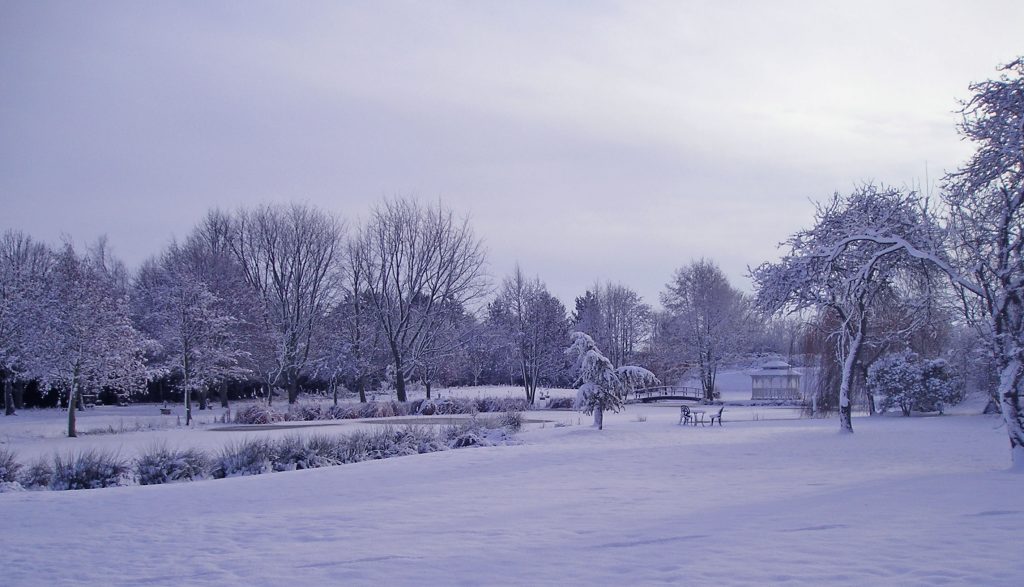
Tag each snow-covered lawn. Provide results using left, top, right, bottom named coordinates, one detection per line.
left=1, top=397, right=1019, bottom=585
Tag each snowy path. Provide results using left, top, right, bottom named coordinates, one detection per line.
left=1, top=413, right=1019, bottom=585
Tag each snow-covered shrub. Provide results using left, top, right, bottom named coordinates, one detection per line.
left=338, top=430, right=372, bottom=463
left=398, top=425, right=445, bottom=454
left=50, top=450, right=131, bottom=490
left=546, top=397, right=575, bottom=409
left=477, top=397, right=529, bottom=413
left=432, top=398, right=458, bottom=415
left=418, top=399, right=437, bottom=415
left=135, top=446, right=208, bottom=485
left=359, top=401, right=395, bottom=419
left=272, top=435, right=341, bottom=471
left=919, top=359, right=963, bottom=413
left=868, top=352, right=963, bottom=416
left=19, top=458, right=53, bottom=489
left=499, top=411, right=523, bottom=432
left=233, top=403, right=282, bottom=425
left=286, top=403, right=324, bottom=422
left=210, top=439, right=274, bottom=478
left=363, top=427, right=421, bottom=459
left=441, top=418, right=510, bottom=448
left=0, top=447, right=21, bottom=483
left=324, top=403, right=359, bottom=419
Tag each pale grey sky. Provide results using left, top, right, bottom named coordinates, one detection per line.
left=2, top=1, right=1022, bottom=306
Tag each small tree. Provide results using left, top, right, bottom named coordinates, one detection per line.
left=868, top=352, right=961, bottom=416
left=868, top=352, right=923, bottom=416
left=26, top=241, right=148, bottom=437
left=566, top=332, right=657, bottom=430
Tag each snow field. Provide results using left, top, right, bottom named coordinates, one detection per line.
left=1, top=400, right=1019, bottom=586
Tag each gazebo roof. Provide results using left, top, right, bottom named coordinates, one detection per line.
left=749, top=360, right=801, bottom=377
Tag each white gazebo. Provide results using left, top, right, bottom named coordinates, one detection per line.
left=750, top=360, right=802, bottom=400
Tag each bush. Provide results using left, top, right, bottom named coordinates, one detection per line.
left=286, top=403, right=324, bottom=422
left=211, top=439, right=274, bottom=478
left=272, top=435, right=341, bottom=471
left=234, top=403, right=282, bottom=425
left=50, top=450, right=131, bottom=490
left=441, top=418, right=510, bottom=448
left=546, top=397, right=575, bottom=410
left=499, top=411, right=523, bottom=432
left=19, top=458, right=53, bottom=489
left=0, top=447, right=21, bottom=483
left=136, top=446, right=208, bottom=485
left=869, top=352, right=963, bottom=416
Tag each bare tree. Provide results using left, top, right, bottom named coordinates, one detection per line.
left=492, top=265, right=569, bottom=403
left=228, top=204, right=344, bottom=404
left=572, top=282, right=652, bottom=368
left=356, top=198, right=488, bottom=402
left=662, top=259, right=750, bottom=401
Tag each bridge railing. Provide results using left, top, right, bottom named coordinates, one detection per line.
left=632, top=385, right=705, bottom=401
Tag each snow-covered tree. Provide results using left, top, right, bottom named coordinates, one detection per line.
left=0, top=231, right=51, bottom=415
left=492, top=266, right=570, bottom=403
left=356, top=198, right=488, bottom=402
left=26, top=242, right=148, bottom=437
left=183, top=211, right=270, bottom=408
left=134, top=244, right=250, bottom=425
left=566, top=331, right=657, bottom=430
left=751, top=185, right=940, bottom=433
left=868, top=352, right=961, bottom=416
left=792, top=59, right=1024, bottom=466
left=662, top=258, right=751, bottom=402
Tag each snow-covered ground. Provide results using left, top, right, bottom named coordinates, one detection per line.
left=1, top=390, right=1019, bottom=585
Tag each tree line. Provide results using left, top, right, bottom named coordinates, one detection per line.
left=1, top=58, right=1020, bottom=466
left=0, top=192, right=800, bottom=436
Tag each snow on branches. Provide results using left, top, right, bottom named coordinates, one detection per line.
left=751, top=184, right=941, bottom=433
left=566, top=331, right=657, bottom=429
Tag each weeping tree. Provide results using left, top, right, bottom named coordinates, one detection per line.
left=566, top=331, right=657, bottom=430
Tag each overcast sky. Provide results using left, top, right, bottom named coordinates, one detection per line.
left=2, top=1, right=1022, bottom=307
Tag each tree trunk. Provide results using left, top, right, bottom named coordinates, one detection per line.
left=13, top=380, right=24, bottom=409
left=3, top=377, right=14, bottom=416
left=594, top=405, right=604, bottom=430
left=332, top=380, right=339, bottom=406
left=219, top=383, right=229, bottom=408
left=67, top=383, right=78, bottom=438
left=266, top=384, right=273, bottom=406
left=357, top=377, right=367, bottom=403
left=394, top=365, right=407, bottom=403
left=425, top=380, right=432, bottom=400
left=997, top=358, right=1024, bottom=470
left=198, top=388, right=208, bottom=410
left=838, top=324, right=866, bottom=434
left=288, top=376, right=299, bottom=404
left=185, top=388, right=192, bottom=427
